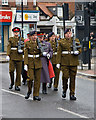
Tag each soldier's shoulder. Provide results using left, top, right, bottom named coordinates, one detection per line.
left=9, top=37, right=14, bottom=40
left=58, top=39, right=64, bottom=44
left=9, top=37, right=14, bottom=41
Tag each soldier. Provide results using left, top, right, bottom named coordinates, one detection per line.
left=48, top=32, right=60, bottom=91
left=56, top=28, right=82, bottom=100
left=24, top=31, right=42, bottom=101
left=37, top=32, right=53, bottom=94
left=6, top=27, right=24, bottom=91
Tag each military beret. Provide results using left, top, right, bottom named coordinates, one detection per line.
left=12, top=27, right=20, bottom=32
left=48, top=32, right=55, bottom=38
left=37, top=32, right=44, bottom=37
left=64, top=28, right=71, bottom=34
left=30, top=31, right=37, bottom=36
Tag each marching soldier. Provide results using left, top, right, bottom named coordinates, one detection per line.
left=6, top=27, right=24, bottom=91
left=37, top=32, right=53, bottom=94
left=24, top=31, right=42, bottom=101
left=48, top=32, right=60, bottom=91
left=56, top=29, right=82, bottom=100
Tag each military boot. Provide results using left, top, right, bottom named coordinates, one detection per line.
left=54, top=88, right=58, bottom=91
left=9, top=84, right=13, bottom=89
left=25, top=92, right=31, bottom=99
left=33, top=96, right=41, bottom=101
left=42, top=83, right=47, bottom=94
left=48, top=78, right=52, bottom=88
left=15, top=86, right=20, bottom=91
left=62, top=91, right=66, bottom=98
left=70, top=95, right=76, bottom=100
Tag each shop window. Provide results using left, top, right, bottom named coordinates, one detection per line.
left=33, top=0, right=36, bottom=6
left=76, top=3, right=84, bottom=11
left=2, top=0, right=8, bottom=5
left=29, top=24, right=35, bottom=31
left=16, top=0, right=27, bottom=6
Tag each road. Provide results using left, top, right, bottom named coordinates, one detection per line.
left=0, top=63, right=95, bottom=119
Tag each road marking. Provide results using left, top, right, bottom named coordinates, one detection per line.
left=1, top=89, right=33, bottom=100
left=1, top=89, right=90, bottom=118
left=57, top=107, right=89, bottom=118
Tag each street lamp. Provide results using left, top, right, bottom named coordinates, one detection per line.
left=21, top=0, right=23, bottom=38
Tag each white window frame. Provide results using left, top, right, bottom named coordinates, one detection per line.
left=16, top=0, right=27, bottom=6
left=2, top=0, right=8, bottom=5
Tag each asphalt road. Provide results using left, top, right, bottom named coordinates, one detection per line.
left=0, top=63, right=95, bottom=119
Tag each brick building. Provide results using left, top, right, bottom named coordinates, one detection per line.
left=0, top=0, right=75, bottom=52
left=0, top=0, right=39, bottom=52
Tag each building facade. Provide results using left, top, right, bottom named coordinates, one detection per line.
left=37, top=2, right=75, bottom=38
left=0, top=0, right=39, bottom=52
left=75, top=2, right=96, bottom=42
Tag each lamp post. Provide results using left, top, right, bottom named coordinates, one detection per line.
left=21, top=0, right=23, bottom=38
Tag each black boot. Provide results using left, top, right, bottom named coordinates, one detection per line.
left=48, top=79, right=52, bottom=88
left=22, top=78, right=26, bottom=85
left=15, top=86, right=20, bottom=91
left=33, top=96, right=41, bottom=101
left=70, top=95, right=76, bottom=100
left=62, top=91, right=66, bottom=98
left=42, top=83, right=47, bottom=94
left=54, top=88, right=58, bottom=91
left=25, top=92, right=31, bottom=99
left=9, top=84, right=13, bottom=89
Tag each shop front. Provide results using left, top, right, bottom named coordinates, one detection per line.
left=14, top=10, right=39, bottom=39
left=0, top=10, right=12, bottom=52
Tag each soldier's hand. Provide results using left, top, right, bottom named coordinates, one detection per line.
left=42, top=52, right=47, bottom=56
left=47, top=53, right=50, bottom=59
left=24, top=65, right=28, bottom=71
left=6, top=56, right=10, bottom=61
left=56, top=64, right=60, bottom=69
left=74, top=51, right=79, bottom=55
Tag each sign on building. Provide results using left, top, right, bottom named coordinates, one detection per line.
left=16, top=12, right=39, bottom=22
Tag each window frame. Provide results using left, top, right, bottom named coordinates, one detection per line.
left=2, top=0, right=8, bottom=5
left=16, top=0, right=27, bottom=6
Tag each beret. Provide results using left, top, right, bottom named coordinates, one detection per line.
left=30, top=31, right=37, bottom=36
left=48, top=32, right=55, bottom=38
left=12, top=27, right=20, bottom=32
left=64, top=28, right=71, bottom=34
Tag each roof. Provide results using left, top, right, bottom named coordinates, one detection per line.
left=38, top=3, right=57, bottom=18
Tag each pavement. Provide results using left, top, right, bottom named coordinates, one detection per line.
left=0, top=52, right=96, bottom=78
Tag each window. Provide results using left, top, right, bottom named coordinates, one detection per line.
left=76, top=3, right=84, bottom=11
left=2, top=0, right=8, bottom=5
left=16, top=0, right=27, bottom=6
left=57, top=7, right=63, bottom=17
left=33, top=0, right=36, bottom=6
